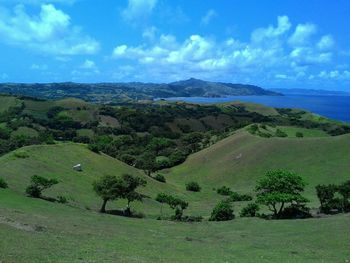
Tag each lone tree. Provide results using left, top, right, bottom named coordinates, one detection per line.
left=155, top=193, right=188, bottom=220
left=255, top=170, right=308, bottom=218
left=120, top=174, right=147, bottom=216
left=93, top=175, right=123, bottom=213
left=26, top=175, right=58, bottom=198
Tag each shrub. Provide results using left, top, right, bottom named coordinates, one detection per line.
left=275, top=129, right=287, bottom=137
left=154, top=173, right=166, bottom=183
left=186, top=181, right=201, bottom=192
left=240, top=203, right=260, bottom=217
left=155, top=193, right=188, bottom=220
left=228, top=192, right=253, bottom=202
left=296, top=132, right=304, bottom=138
left=217, top=186, right=231, bottom=196
left=209, top=200, right=235, bottom=221
left=0, top=177, right=8, bottom=189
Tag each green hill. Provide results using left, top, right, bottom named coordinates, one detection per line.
left=167, top=131, right=350, bottom=207
left=0, top=143, right=178, bottom=216
left=1, top=131, right=350, bottom=262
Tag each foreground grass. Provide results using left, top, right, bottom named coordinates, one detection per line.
left=1, top=189, right=349, bottom=263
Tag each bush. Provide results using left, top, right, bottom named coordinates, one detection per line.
left=25, top=185, right=41, bottom=198
left=296, top=132, right=304, bottom=138
left=217, top=186, right=231, bottom=196
left=240, top=203, right=260, bottom=217
left=209, top=200, right=235, bottom=221
left=186, top=181, right=201, bottom=192
left=154, top=173, right=166, bottom=183
left=0, top=177, right=8, bottom=189
left=228, top=192, right=253, bottom=202
left=275, top=129, right=287, bottom=137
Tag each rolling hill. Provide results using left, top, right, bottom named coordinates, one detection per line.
left=1, top=129, right=350, bottom=262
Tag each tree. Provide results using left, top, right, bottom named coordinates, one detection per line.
left=120, top=174, right=147, bottom=216
left=255, top=170, right=308, bottom=218
left=26, top=175, right=58, bottom=198
left=0, top=177, right=8, bottom=189
left=337, top=180, right=350, bottom=212
left=315, top=184, right=338, bottom=209
left=209, top=200, right=235, bottom=221
left=93, top=175, right=123, bottom=213
left=155, top=193, right=188, bottom=220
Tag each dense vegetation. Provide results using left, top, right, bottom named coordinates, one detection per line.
left=0, top=94, right=348, bottom=176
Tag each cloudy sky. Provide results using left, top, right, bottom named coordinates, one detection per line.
left=0, top=0, right=349, bottom=90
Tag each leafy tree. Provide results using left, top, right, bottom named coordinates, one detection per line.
left=315, top=184, right=338, bottom=212
left=155, top=193, right=188, bottom=220
left=93, top=175, right=123, bottom=213
left=120, top=174, right=147, bottom=216
left=209, top=200, right=235, bottom=221
left=26, top=175, right=58, bottom=198
left=240, top=203, right=260, bottom=217
left=186, top=181, right=201, bottom=192
left=0, top=177, right=8, bottom=189
left=255, top=170, right=308, bottom=218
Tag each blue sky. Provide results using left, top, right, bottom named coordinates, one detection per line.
left=0, top=0, right=350, bottom=90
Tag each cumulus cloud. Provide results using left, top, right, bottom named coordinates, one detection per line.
left=0, top=4, right=99, bottom=55
left=201, top=9, right=217, bottom=26
left=111, top=16, right=337, bottom=82
left=288, top=23, right=317, bottom=46
left=122, top=0, right=157, bottom=23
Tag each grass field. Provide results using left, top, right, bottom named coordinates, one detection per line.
left=0, top=128, right=350, bottom=262
left=1, top=189, right=350, bottom=263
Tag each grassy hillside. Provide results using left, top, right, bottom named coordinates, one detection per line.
left=167, top=131, right=350, bottom=207
left=0, top=143, right=178, bottom=216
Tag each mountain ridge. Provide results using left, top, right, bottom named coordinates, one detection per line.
left=0, top=78, right=280, bottom=103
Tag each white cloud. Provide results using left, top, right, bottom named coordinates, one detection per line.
left=122, top=0, right=157, bottom=22
left=289, top=23, right=317, bottom=46
left=1, top=0, right=76, bottom=5
left=30, top=63, right=48, bottom=70
left=81, top=59, right=96, bottom=69
left=318, top=70, right=350, bottom=80
left=317, top=35, right=334, bottom=51
left=201, top=9, right=217, bottom=26
left=142, top=26, right=157, bottom=40
left=111, top=16, right=337, bottom=82
left=0, top=4, right=99, bottom=55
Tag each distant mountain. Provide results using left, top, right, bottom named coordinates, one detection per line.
left=271, top=88, right=350, bottom=96
left=169, top=78, right=280, bottom=97
left=0, top=78, right=280, bottom=103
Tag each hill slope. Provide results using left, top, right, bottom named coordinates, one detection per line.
left=167, top=131, right=350, bottom=205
